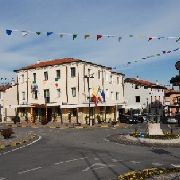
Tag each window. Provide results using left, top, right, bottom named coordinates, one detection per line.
left=111, top=91, right=114, bottom=100
left=117, top=77, right=119, bottom=84
left=71, top=87, right=76, bottom=97
left=110, top=75, right=112, bottom=83
left=116, top=92, right=120, bottom=100
left=98, top=70, right=101, bottom=79
left=135, top=85, right=139, bottom=89
left=135, top=96, right=140, bottom=102
left=32, top=90, right=38, bottom=99
left=88, top=68, right=91, bottom=75
left=72, top=108, right=77, bottom=116
left=144, top=86, right=148, bottom=89
left=44, top=71, right=48, bottom=81
left=22, top=92, right=25, bottom=100
left=44, top=89, right=50, bottom=103
left=21, top=74, right=24, bottom=83
left=56, top=70, right=61, bottom=79
left=71, top=67, right=76, bottom=77
left=57, top=89, right=61, bottom=98
left=106, top=89, right=109, bottom=97
left=33, top=73, right=36, bottom=83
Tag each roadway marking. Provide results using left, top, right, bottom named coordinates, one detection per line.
left=65, top=158, right=79, bottom=163
left=54, top=161, right=64, bottom=165
left=104, top=138, right=109, bottom=142
left=112, top=159, right=123, bottom=163
left=171, top=164, right=180, bottom=168
left=0, top=136, right=42, bottom=156
left=130, top=161, right=141, bottom=164
left=54, top=157, right=88, bottom=166
left=0, top=177, right=6, bottom=180
left=152, top=162, right=163, bottom=166
left=82, top=163, right=115, bottom=172
left=18, top=167, right=42, bottom=175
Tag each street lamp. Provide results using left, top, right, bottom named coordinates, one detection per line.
left=146, top=98, right=149, bottom=114
left=84, top=74, right=94, bottom=126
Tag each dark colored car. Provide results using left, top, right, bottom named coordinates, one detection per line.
left=119, top=114, right=137, bottom=124
left=161, top=116, right=178, bottom=124
left=133, top=115, right=144, bottom=123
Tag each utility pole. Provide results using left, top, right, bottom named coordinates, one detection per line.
left=84, top=74, right=94, bottom=126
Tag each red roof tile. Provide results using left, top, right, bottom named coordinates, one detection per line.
left=125, top=78, right=166, bottom=89
left=0, top=84, right=12, bottom=92
left=14, top=58, right=81, bottom=71
left=14, top=57, right=125, bottom=76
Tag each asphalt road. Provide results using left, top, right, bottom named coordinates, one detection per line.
left=0, top=124, right=180, bottom=180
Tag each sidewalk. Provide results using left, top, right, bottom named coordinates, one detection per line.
left=0, top=125, right=38, bottom=151
left=9, top=121, right=129, bottom=129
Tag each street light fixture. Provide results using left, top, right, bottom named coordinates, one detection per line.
left=84, top=74, right=94, bottom=126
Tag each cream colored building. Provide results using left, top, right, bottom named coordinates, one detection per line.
left=124, top=77, right=166, bottom=115
left=0, top=83, right=18, bottom=122
left=15, top=58, right=125, bottom=124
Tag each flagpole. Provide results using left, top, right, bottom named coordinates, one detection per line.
left=84, top=74, right=94, bottom=126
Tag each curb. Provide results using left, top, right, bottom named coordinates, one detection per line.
left=11, top=123, right=125, bottom=129
left=0, top=134, right=38, bottom=152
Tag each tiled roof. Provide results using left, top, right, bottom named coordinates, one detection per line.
left=165, top=89, right=180, bottom=96
left=14, top=58, right=81, bottom=71
left=14, top=57, right=125, bottom=76
left=0, top=84, right=12, bottom=92
left=125, top=78, right=166, bottom=89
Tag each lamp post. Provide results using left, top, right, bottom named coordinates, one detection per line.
left=84, top=74, right=94, bottom=126
left=146, top=98, right=149, bottom=114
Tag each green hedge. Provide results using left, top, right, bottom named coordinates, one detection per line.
left=118, top=167, right=180, bottom=180
left=130, top=132, right=179, bottom=140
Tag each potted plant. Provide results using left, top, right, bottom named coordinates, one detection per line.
left=1, top=128, right=14, bottom=139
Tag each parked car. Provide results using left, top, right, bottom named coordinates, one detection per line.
left=119, top=114, right=137, bottom=124
left=133, top=115, right=144, bottom=123
left=161, top=116, right=178, bottom=124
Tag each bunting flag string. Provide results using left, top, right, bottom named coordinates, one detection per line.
left=112, top=47, right=180, bottom=70
left=1, top=27, right=180, bottom=42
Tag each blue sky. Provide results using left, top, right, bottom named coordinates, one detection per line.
left=0, top=0, right=179, bottom=85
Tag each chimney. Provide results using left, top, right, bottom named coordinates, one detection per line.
left=156, top=80, right=159, bottom=85
left=37, top=60, right=41, bottom=64
left=136, top=76, right=139, bottom=80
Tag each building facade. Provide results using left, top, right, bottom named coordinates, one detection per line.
left=15, top=58, right=125, bottom=124
left=164, top=89, right=180, bottom=116
left=124, top=78, right=166, bottom=115
left=0, top=83, right=18, bottom=122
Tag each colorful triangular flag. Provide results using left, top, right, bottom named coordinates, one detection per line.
left=6, top=29, right=12, bottom=35
left=97, top=34, right=102, bottom=40
left=59, top=34, right=63, bottom=38
left=47, top=32, right=53, bottom=36
left=118, top=37, right=122, bottom=42
left=21, top=31, right=28, bottom=37
left=36, top=32, right=41, bottom=35
left=176, top=37, right=180, bottom=42
left=148, top=37, right=153, bottom=41
left=73, top=34, right=78, bottom=40
left=84, top=34, right=90, bottom=39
